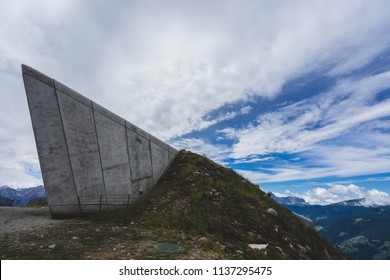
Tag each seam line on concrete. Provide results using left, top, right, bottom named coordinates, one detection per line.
left=92, top=102, right=169, bottom=151
left=125, top=128, right=135, bottom=202
left=125, top=124, right=150, bottom=142
left=53, top=81, right=81, bottom=214
left=148, top=138, right=154, bottom=187
left=131, top=176, right=152, bottom=183
left=92, top=102, right=125, bottom=127
left=55, top=87, right=92, bottom=108
left=150, top=139, right=170, bottom=151
left=22, top=71, right=53, bottom=87
left=92, top=103, right=109, bottom=205
left=22, top=69, right=176, bottom=152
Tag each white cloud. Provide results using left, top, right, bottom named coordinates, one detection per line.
left=277, top=184, right=390, bottom=206
left=364, top=189, right=390, bottom=206
left=238, top=168, right=306, bottom=184
left=1, top=0, right=390, bottom=187
left=236, top=143, right=390, bottom=184
left=222, top=71, right=390, bottom=158
left=219, top=69, right=390, bottom=184
left=170, top=138, right=229, bottom=164
left=103, top=0, right=390, bottom=140
left=231, top=156, right=276, bottom=164
left=4, top=0, right=390, bottom=139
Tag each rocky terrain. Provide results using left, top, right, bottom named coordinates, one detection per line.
left=0, top=150, right=343, bottom=260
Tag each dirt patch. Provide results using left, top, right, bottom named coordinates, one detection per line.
left=0, top=207, right=64, bottom=234
left=0, top=207, right=222, bottom=259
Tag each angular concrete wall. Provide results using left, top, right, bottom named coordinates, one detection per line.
left=22, top=65, right=178, bottom=217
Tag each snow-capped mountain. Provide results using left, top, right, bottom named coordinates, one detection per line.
left=268, top=192, right=309, bottom=206
left=0, top=185, right=46, bottom=206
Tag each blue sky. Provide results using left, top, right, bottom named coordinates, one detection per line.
left=0, top=0, right=390, bottom=205
left=170, top=50, right=390, bottom=205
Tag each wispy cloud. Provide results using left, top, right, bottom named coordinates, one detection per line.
left=236, top=143, right=390, bottom=184
left=220, top=71, right=390, bottom=158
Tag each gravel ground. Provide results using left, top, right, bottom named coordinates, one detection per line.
left=0, top=207, right=64, bottom=234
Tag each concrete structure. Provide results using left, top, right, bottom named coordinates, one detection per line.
left=22, top=65, right=178, bottom=217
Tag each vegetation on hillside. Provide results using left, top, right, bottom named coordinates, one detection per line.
left=125, top=150, right=343, bottom=259
left=0, top=150, right=344, bottom=259
left=287, top=204, right=390, bottom=259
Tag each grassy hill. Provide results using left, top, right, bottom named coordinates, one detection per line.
left=0, top=150, right=343, bottom=259
left=126, top=150, right=343, bottom=259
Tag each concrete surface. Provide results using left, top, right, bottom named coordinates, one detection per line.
left=22, top=65, right=178, bottom=217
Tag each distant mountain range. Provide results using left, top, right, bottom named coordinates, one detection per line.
left=0, top=185, right=46, bottom=206
left=2, top=184, right=387, bottom=259
left=270, top=192, right=390, bottom=260
left=268, top=192, right=309, bottom=206
left=328, top=198, right=366, bottom=206
left=0, top=151, right=346, bottom=260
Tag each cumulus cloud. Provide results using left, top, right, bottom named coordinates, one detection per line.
left=3, top=0, right=390, bottom=137
left=278, top=184, right=390, bottom=206
left=96, top=0, right=390, bottom=140
left=364, top=189, right=390, bottom=206
left=170, top=138, right=229, bottom=164
left=1, top=0, right=390, bottom=187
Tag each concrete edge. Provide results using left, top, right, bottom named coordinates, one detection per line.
left=150, top=148, right=181, bottom=193
left=22, top=64, right=178, bottom=157
left=54, top=80, right=92, bottom=107
left=21, top=64, right=54, bottom=87
left=150, top=135, right=169, bottom=150
left=92, top=102, right=126, bottom=126
left=125, top=121, right=151, bottom=140
left=169, top=145, right=179, bottom=154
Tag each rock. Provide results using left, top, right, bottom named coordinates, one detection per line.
left=72, top=236, right=79, bottom=240
left=248, top=244, right=268, bottom=250
left=276, top=246, right=285, bottom=255
left=48, top=244, right=57, bottom=249
left=297, top=244, right=307, bottom=253
left=267, top=208, right=278, bottom=216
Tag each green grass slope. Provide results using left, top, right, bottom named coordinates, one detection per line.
left=0, top=150, right=344, bottom=260
left=127, top=150, right=344, bottom=259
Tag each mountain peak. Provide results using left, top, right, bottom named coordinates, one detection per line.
left=328, top=198, right=365, bottom=206
left=268, top=192, right=309, bottom=206
left=0, top=185, right=46, bottom=206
